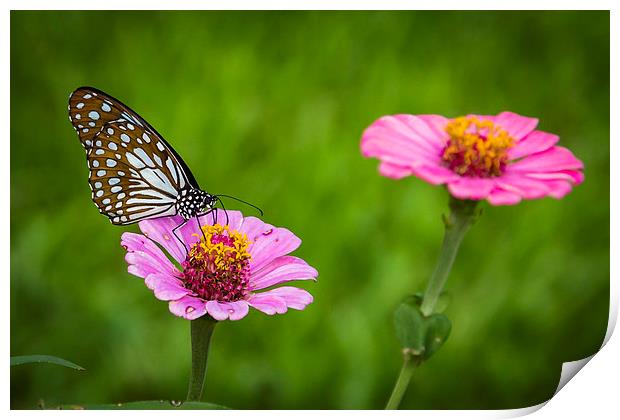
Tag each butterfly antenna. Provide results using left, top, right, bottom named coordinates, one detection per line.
left=215, top=194, right=264, bottom=216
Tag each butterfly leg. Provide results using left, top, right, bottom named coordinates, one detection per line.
left=195, top=214, right=207, bottom=242
left=220, top=201, right=230, bottom=226
left=172, top=219, right=189, bottom=257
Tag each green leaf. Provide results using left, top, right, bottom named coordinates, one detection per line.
left=393, top=300, right=426, bottom=355
left=55, top=400, right=229, bottom=410
left=393, top=297, right=453, bottom=360
left=423, top=314, right=452, bottom=360
left=11, top=355, right=85, bottom=371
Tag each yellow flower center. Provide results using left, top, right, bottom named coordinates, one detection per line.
left=182, top=224, right=252, bottom=302
left=442, top=116, right=514, bottom=177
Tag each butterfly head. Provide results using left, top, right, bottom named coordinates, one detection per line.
left=202, top=192, right=219, bottom=212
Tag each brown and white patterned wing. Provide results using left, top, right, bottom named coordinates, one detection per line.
left=68, top=87, right=147, bottom=150
left=88, top=120, right=189, bottom=225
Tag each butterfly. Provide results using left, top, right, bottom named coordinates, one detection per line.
left=68, top=87, right=258, bottom=239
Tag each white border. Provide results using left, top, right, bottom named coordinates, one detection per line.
left=5, top=2, right=616, bottom=418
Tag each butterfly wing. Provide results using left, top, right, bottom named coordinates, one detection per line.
left=68, top=87, right=200, bottom=225
left=68, top=87, right=141, bottom=149
left=89, top=120, right=195, bottom=225
left=68, top=86, right=200, bottom=186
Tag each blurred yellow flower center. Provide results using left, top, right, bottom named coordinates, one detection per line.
left=182, top=224, right=252, bottom=301
left=442, top=116, right=514, bottom=177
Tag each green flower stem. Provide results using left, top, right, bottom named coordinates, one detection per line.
left=420, top=197, right=478, bottom=317
left=186, top=316, right=217, bottom=402
left=385, top=351, right=420, bottom=410
left=385, top=197, right=478, bottom=410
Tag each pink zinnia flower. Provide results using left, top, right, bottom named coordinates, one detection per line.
left=121, top=210, right=317, bottom=321
left=361, top=112, right=584, bottom=205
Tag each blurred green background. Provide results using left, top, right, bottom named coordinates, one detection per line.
left=10, top=11, right=609, bottom=410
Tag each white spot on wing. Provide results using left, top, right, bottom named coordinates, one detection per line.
left=88, top=111, right=100, bottom=120
left=165, top=158, right=179, bottom=184
left=106, top=159, right=117, bottom=167
left=126, top=152, right=145, bottom=169
left=140, top=168, right=178, bottom=197
left=134, top=148, right=155, bottom=167
left=101, top=103, right=112, bottom=112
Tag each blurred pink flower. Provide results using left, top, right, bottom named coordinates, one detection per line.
left=121, top=210, right=317, bottom=321
left=361, top=112, right=584, bottom=205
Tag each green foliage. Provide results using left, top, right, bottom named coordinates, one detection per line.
left=11, top=355, right=85, bottom=371
left=393, top=298, right=451, bottom=360
left=55, top=400, right=228, bottom=410
left=10, top=11, right=609, bottom=409
left=394, top=299, right=426, bottom=356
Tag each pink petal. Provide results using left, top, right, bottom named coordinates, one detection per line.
left=250, top=256, right=318, bottom=290
left=495, top=174, right=552, bottom=200
left=247, top=295, right=288, bottom=315
left=411, top=164, right=459, bottom=185
left=447, top=177, right=496, bottom=200
left=169, top=296, right=207, bottom=320
left=138, top=216, right=187, bottom=263
left=121, top=232, right=179, bottom=279
left=205, top=300, right=249, bottom=321
left=249, top=287, right=313, bottom=313
left=509, top=146, right=584, bottom=173
left=167, top=209, right=246, bottom=254
left=238, top=216, right=272, bottom=243
left=543, top=180, right=574, bottom=199
left=379, top=162, right=413, bottom=179
left=494, top=112, right=539, bottom=140
left=526, top=170, right=585, bottom=184
left=416, top=115, right=451, bottom=140
left=487, top=188, right=523, bottom=206
left=241, top=220, right=302, bottom=273
left=361, top=114, right=447, bottom=166
left=145, top=273, right=189, bottom=301
left=508, top=130, right=560, bottom=160
left=198, top=209, right=244, bottom=232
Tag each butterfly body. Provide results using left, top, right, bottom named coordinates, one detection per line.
left=176, top=188, right=217, bottom=220
left=68, top=87, right=216, bottom=225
